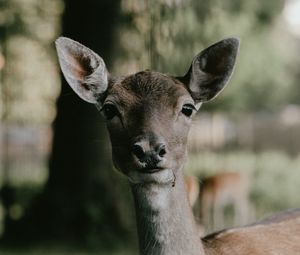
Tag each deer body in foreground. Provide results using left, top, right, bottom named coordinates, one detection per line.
left=56, top=37, right=300, bottom=255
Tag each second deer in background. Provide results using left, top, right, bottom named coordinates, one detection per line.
left=186, top=172, right=251, bottom=234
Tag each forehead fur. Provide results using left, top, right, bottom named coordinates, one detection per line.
left=107, top=71, right=190, bottom=106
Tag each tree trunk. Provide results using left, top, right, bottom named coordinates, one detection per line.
left=3, top=0, right=135, bottom=248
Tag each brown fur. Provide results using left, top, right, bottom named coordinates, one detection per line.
left=203, top=209, right=300, bottom=255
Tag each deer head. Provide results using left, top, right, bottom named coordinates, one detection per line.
left=55, top=37, right=239, bottom=186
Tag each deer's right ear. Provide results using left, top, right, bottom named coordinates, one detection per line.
left=55, top=37, right=108, bottom=104
left=178, top=38, right=239, bottom=104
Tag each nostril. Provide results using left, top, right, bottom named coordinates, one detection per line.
left=157, top=144, right=167, bottom=158
left=159, top=148, right=166, bottom=157
left=132, top=143, right=145, bottom=160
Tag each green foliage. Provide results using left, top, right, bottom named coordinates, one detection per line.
left=117, top=0, right=298, bottom=112
left=1, top=0, right=297, bottom=118
left=0, top=0, right=63, bottom=124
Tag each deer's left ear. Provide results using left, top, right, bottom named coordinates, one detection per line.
left=179, top=38, right=240, bottom=104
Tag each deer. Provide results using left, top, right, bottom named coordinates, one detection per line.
left=194, top=172, right=251, bottom=233
left=185, top=175, right=200, bottom=207
left=55, top=37, right=300, bottom=255
left=184, top=175, right=206, bottom=237
left=185, top=172, right=251, bottom=235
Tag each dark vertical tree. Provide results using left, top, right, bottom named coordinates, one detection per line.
left=43, top=0, right=131, bottom=245
left=2, top=0, right=135, bottom=248
left=42, top=0, right=124, bottom=244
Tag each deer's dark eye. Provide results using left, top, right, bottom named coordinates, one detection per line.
left=101, top=104, right=119, bottom=120
left=181, top=104, right=195, bottom=117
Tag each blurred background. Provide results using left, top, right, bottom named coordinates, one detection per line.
left=0, top=0, right=300, bottom=254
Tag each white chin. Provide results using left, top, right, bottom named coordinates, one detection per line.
left=127, top=169, right=175, bottom=185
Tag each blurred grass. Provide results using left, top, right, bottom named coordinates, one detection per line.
left=0, top=247, right=136, bottom=255
left=0, top=251, right=134, bottom=255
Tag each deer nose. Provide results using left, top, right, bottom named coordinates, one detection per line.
left=132, top=142, right=167, bottom=167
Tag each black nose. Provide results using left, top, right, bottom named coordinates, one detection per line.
left=132, top=142, right=167, bottom=167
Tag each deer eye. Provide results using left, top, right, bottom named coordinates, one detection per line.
left=181, top=104, right=196, bottom=117
left=101, top=103, right=119, bottom=120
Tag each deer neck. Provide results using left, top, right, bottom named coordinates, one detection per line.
left=131, top=170, right=205, bottom=255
